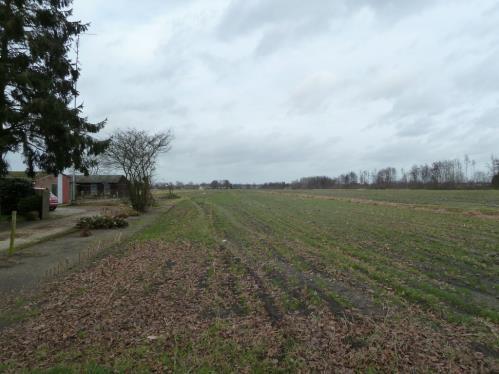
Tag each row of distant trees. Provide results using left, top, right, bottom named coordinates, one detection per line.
left=156, top=180, right=233, bottom=190
left=263, top=156, right=499, bottom=190
left=209, top=180, right=233, bottom=189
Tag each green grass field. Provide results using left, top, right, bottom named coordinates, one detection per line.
left=278, top=188, right=499, bottom=211
left=1, top=189, right=498, bottom=372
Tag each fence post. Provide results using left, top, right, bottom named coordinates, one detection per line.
left=8, top=211, right=17, bottom=256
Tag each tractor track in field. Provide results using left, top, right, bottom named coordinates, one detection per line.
left=214, top=236, right=284, bottom=325
left=194, top=199, right=382, bottom=319
left=192, top=200, right=284, bottom=325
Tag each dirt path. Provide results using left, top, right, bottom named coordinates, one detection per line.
left=0, top=205, right=171, bottom=297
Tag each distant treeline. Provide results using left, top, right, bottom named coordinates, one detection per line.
left=156, top=157, right=499, bottom=190
left=156, top=180, right=233, bottom=190
left=262, top=157, right=499, bottom=190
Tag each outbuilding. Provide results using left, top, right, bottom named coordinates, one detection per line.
left=75, top=175, right=128, bottom=198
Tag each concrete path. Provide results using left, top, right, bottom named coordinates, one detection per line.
left=0, top=205, right=170, bottom=296
left=0, top=205, right=101, bottom=252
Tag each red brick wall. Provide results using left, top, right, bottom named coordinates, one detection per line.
left=34, top=175, right=56, bottom=192
left=34, top=175, right=71, bottom=204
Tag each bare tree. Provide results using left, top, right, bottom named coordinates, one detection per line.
left=102, top=129, right=173, bottom=211
left=84, top=155, right=104, bottom=175
left=376, top=167, right=397, bottom=186
left=464, top=154, right=470, bottom=182
left=490, top=155, right=499, bottom=177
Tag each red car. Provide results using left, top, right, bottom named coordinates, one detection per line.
left=33, top=188, right=59, bottom=211
left=49, top=192, right=59, bottom=211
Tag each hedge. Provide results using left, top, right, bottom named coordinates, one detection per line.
left=0, top=178, right=34, bottom=215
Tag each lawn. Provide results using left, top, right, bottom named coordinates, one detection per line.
left=0, top=190, right=497, bottom=372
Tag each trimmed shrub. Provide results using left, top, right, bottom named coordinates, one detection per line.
left=18, top=195, right=42, bottom=220
left=0, top=178, right=34, bottom=214
left=76, top=215, right=129, bottom=230
left=492, top=174, right=499, bottom=189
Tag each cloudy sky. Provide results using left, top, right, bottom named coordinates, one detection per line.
left=10, top=0, right=499, bottom=182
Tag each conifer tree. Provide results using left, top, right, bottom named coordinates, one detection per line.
left=0, top=0, right=108, bottom=177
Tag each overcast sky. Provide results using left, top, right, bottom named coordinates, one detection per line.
left=9, top=0, right=499, bottom=183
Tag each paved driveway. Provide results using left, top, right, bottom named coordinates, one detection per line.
left=0, top=205, right=99, bottom=252
left=0, top=205, right=171, bottom=298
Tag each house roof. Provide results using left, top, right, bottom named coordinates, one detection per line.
left=75, top=175, right=127, bottom=184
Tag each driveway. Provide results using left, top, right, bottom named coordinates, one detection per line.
left=0, top=205, right=101, bottom=252
left=0, top=204, right=173, bottom=296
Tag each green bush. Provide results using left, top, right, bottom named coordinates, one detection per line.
left=492, top=174, right=499, bottom=189
left=18, top=195, right=42, bottom=219
left=0, top=178, right=34, bottom=214
left=76, top=215, right=129, bottom=230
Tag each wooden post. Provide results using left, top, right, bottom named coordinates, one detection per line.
left=8, top=211, right=16, bottom=256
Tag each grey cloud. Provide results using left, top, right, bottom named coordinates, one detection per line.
left=395, top=116, right=434, bottom=138
left=218, top=0, right=433, bottom=39
left=360, top=69, right=416, bottom=101
left=457, top=51, right=499, bottom=93
left=390, top=91, right=448, bottom=119
left=217, top=0, right=339, bottom=39
left=217, top=0, right=435, bottom=58
left=364, top=139, right=445, bottom=167
left=217, top=0, right=349, bottom=57
left=120, top=98, right=189, bottom=117
left=195, top=132, right=339, bottom=167
left=74, top=0, right=190, bottom=25
left=368, top=89, right=450, bottom=138
left=287, top=72, right=339, bottom=115
left=361, top=0, right=433, bottom=23
left=474, top=107, right=499, bottom=129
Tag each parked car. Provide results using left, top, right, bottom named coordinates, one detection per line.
left=49, top=192, right=58, bottom=211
